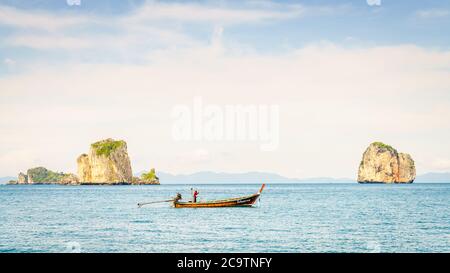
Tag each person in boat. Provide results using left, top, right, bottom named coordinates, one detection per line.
left=193, top=189, right=199, bottom=203
left=174, top=193, right=182, bottom=202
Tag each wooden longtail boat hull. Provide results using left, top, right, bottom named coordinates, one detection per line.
left=173, top=193, right=260, bottom=208
left=173, top=184, right=265, bottom=208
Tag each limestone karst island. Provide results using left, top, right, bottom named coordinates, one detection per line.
left=358, top=142, right=416, bottom=184
left=8, top=138, right=159, bottom=185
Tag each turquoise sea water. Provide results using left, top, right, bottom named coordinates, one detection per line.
left=0, top=183, right=449, bottom=253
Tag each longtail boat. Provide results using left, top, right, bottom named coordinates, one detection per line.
left=173, top=184, right=265, bottom=208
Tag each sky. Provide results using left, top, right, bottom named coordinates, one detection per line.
left=1, top=0, right=450, bottom=179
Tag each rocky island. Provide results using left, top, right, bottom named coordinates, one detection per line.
left=132, top=168, right=160, bottom=185
left=10, top=167, right=78, bottom=185
left=77, top=138, right=133, bottom=184
left=358, top=142, right=416, bottom=184
left=9, top=138, right=159, bottom=185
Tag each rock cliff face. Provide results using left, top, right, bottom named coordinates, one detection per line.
left=397, top=153, right=416, bottom=183
left=77, top=139, right=133, bottom=184
left=59, top=174, right=80, bottom=185
left=358, top=142, right=416, bottom=183
left=77, top=154, right=91, bottom=182
left=18, top=172, right=28, bottom=184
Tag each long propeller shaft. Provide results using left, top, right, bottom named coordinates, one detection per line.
left=137, top=199, right=174, bottom=208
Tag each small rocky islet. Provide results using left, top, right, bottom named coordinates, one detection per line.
left=9, top=138, right=159, bottom=185
left=357, top=142, right=416, bottom=184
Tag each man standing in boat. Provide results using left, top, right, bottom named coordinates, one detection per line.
left=193, top=189, right=199, bottom=203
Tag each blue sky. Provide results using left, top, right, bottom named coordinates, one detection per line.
left=0, top=0, right=450, bottom=178
left=1, top=0, right=450, bottom=67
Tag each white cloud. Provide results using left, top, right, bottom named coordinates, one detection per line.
left=4, top=26, right=196, bottom=50
left=3, top=58, right=16, bottom=66
left=366, top=0, right=381, bottom=7
left=123, top=2, right=304, bottom=25
left=6, top=35, right=92, bottom=50
left=0, top=1, right=304, bottom=33
left=416, top=9, right=450, bottom=19
left=66, top=0, right=81, bottom=7
left=0, top=5, right=90, bottom=31
left=0, top=1, right=305, bottom=51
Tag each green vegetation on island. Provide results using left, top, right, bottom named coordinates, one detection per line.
left=27, top=167, right=66, bottom=183
left=141, top=168, right=159, bottom=182
left=91, top=139, right=125, bottom=157
left=371, top=141, right=396, bottom=152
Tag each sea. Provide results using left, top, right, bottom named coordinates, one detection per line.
left=0, top=183, right=449, bottom=253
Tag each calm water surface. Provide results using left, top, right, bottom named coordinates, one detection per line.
left=0, top=183, right=449, bottom=253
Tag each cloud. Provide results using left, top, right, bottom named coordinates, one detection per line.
left=0, top=1, right=306, bottom=52
left=4, top=27, right=195, bottom=50
left=0, top=1, right=354, bottom=56
left=0, top=1, right=304, bottom=32
left=366, top=0, right=381, bottom=7
left=416, top=9, right=450, bottom=19
left=0, top=5, right=90, bottom=31
left=66, top=0, right=81, bottom=7
left=123, top=2, right=304, bottom=25
left=6, top=35, right=92, bottom=50
left=3, top=58, right=16, bottom=66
